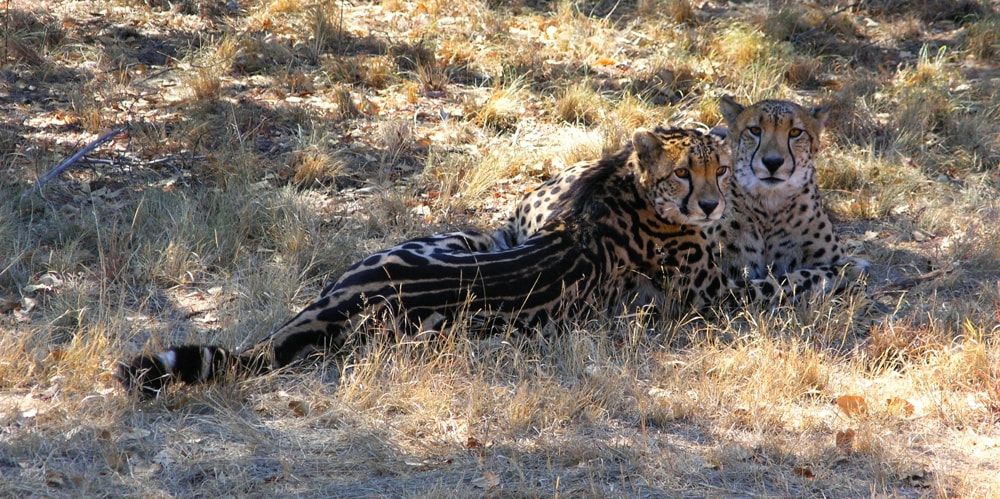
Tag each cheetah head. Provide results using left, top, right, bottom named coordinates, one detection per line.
left=631, top=127, right=731, bottom=226
left=718, top=96, right=828, bottom=197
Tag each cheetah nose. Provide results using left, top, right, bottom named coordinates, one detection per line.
left=762, top=155, right=784, bottom=174
left=698, top=199, right=719, bottom=216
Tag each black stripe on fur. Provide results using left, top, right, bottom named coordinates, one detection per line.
left=117, top=352, right=170, bottom=400
left=117, top=345, right=231, bottom=399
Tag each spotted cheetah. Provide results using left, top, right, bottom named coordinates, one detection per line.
left=494, top=126, right=856, bottom=307
left=119, top=127, right=744, bottom=398
left=715, top=96, right=868, bottom=291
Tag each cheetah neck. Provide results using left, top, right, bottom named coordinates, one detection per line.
left=738, top=163, right=818, bottom=217
left=592, top=173, right=699, bottom=268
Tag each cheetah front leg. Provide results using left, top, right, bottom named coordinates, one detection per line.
left=738, top=260, right=869, bottom=303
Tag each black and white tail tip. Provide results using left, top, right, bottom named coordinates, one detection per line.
left=117, top=345, right=231, bottom=399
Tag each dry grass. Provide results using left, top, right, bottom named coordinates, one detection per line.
left=467, top=78, right=528, bottom=132
left=554, top=82, right=604, bottom=126
left=2, top=0, right=1000, bottom=496
left=962, top=14, right=1000, bottom=59
left=288, top=126, right=345, bottom=187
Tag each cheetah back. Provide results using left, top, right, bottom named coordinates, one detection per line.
left=119, top=127, right=733, bottom=398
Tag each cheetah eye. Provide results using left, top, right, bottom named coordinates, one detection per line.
left=789, top=128, right=803, bottom=138
left=748, top=126, right=762, bottom=137
left=674, top=168, right=690, bottom=179
left=716, top=166, right=729, bottom=176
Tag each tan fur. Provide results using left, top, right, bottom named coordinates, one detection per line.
left=502, top=104, right=867, bottom=307
left=121, top=128, right=745, bottom=396
left=493, top=128, right=848, bottom=312
left=716, top=96, right=866, bottom=286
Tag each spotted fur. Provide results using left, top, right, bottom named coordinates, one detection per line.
left=495, top=103, right=868, bottom=304
left=715, top=96, right=868, bottom=292
left=119, top=128, right=735, bottom=398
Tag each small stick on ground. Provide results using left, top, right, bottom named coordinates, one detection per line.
left=28, top=128, right=126, bottom=196
left=873, top=266, right=953, bottom=296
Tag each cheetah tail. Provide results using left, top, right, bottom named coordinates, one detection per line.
left=116, top=345, right=270, bottom=399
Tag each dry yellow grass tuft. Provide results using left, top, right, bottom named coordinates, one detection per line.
left=304, top=2, right=348, bottom=63
left=2, top=0, right=1000, bottom=496
left=288, top=128, right=344, bottom=187
left=468, top=79, right=527, bottom=131
left=962, top=14, right=1000, bottom=60
left=553, top=82, right=604, bottom=126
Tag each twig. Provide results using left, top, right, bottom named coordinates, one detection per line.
left=136, top=65, right=177, bottom=84
left=79, top=156, right=117, bottom=166
left=30, top=128, right=125, bottom=193
left=147, top=153, right=206, bottom=166
left=872, top=266, right=953, bottom=296
left=4, top=0, right=9, bottom=65
left=0, top=249, right=27, bottom=280
left=600, top=0, right=623, bottom=20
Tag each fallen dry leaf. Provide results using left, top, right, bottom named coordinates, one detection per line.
left=836, top=429, right=856, bottom=453
left=15, top=296, right=37, bottom=322
left=358, top=97, right=379, bottom=115
left=594, top=56, right=616, bottom=66
left=45, top=347, right=66, bottom=363
left=835, top=395, right=868, bottom=416
left=793, top=465, right=815, bottom=479
left=536, top=19, right=556, bottom=30
left=886, top=397, right=915, bottom=416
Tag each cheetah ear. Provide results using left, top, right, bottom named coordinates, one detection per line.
left=810, top=104, right=830, bottom=128
left=709, top=126, right=728, bottom=143
left=718, top=95, right=744, bottom=127
left=631, top=128, right=661, bottom=161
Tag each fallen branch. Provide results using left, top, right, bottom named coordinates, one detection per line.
left=0, top=249, right=27, bottom=280
left=147, top=153, right=207, bottom=166
left=31, top=128, right=125, bottom=192
left=79, top=156, right=117, bottom=166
